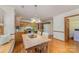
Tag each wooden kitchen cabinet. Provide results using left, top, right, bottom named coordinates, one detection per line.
left=0, top=25, right=4, bottom=35
left=20, top=21, right=31, bottom=27
left=15, top=32, right=24, bottom=43
left=0, top=16, right=4, bottom=35
left=26, top=42, right=48, bottom=53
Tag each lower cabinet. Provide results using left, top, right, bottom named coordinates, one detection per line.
left=0, top=25, right=4, bottom=35
left=26, top=42, right=48, bottom=53
left=15, top=32, right=24, bottom=42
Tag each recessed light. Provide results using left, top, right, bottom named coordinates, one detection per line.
left=21, top=5, right=24, bottom=8
left=34, top=5, right=37, bottom=7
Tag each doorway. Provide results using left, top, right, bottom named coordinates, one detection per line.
left=43, top=22, right=50, bottom=34
left=64, top=14, right=79, bottom=42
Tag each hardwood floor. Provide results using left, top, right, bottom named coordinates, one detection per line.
left=13, top=38, right=79, bottom=53
left=48, top=39, right=79, bottom=53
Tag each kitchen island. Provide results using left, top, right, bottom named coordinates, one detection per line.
left=22, top=34, right=51, bottom=53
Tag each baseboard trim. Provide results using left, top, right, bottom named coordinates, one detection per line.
left=53, top=37, right=64, bottom=42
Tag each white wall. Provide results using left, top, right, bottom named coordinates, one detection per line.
left=53, top=9, right=79, bottom=41
left=0, top=6, right=15, bottom=35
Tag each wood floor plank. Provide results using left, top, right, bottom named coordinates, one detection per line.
left=13, top=38, right=79, bottom=53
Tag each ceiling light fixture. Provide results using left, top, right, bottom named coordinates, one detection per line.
left=31, top=5, right=41, bottom=23
left=21, top=5, right=24, bottom=8
left=34, top=5, right=37, bottom=7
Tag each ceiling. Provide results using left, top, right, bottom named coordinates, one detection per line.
left=12, top=5, right=79, bottom=20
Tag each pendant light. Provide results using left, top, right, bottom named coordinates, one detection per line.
left=31, top=5, right=41, bottom=23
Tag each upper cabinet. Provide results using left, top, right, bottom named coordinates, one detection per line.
left=15, top=16, right=31, bottom=27
left=0, top=8, right=5, bottom=35
left=0, top=16, right=4, bottom=25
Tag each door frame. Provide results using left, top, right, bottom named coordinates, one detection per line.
left=64, top=14, right=79, bottom=41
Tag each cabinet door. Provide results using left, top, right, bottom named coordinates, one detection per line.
left=15, top=32, right=24, bottom=42
left=0, top=26, right=4, bottom=35
left=0, top=16, right=4, bottom=35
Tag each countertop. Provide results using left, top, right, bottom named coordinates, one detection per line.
left=22, top=34, right=51, bottom=49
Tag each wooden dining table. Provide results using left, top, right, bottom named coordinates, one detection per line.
left=22, top=34, right=51, bottom=53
